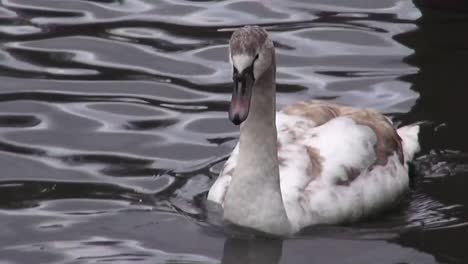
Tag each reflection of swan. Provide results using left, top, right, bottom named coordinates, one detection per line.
left=221, top=237, right=282, bottom=264
left=208, top=26, right=421, bottom=235
left=219, top=236, right=438, bottom=264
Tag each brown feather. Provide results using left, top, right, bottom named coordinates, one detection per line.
left=282, top=100, right=404, bottom=184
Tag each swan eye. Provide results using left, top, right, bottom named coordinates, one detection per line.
left=246, top=55, right=258, bottom=74
left=233, top=67, right=239, bottom=79
left=233, top=67, right=240, bottom=81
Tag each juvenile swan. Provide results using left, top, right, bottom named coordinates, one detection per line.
left=208, top=26, right=420, bottom=235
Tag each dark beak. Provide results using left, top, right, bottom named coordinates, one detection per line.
left=229, top=71, right=254, bottom=125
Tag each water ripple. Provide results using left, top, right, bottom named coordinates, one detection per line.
left=0, top=0, right=466, bottom=263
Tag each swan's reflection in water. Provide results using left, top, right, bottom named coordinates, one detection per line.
left=222, top=237, right=283, bottom=264
left=218, top=231, right=441, bottom=264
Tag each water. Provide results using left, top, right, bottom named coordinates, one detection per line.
left=1, top=0, right=468, bottom=263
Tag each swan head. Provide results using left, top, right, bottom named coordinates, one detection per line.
left=228, top=26, right=274, bottom=125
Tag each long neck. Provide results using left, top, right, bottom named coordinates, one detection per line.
left=223, top=61, right=292, bottom=235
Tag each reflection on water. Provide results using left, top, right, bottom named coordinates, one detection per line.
left=222, top=238, right=283, bottom=264
left=0, top=0, right=467, bottom=263
left=393, top=2, right=468, bottom=261
left=221, top=235, right=439, bottom=264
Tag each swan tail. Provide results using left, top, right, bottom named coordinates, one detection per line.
left=397, top=124, right=421, bottom=162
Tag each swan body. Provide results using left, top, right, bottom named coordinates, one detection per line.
left=207, top=26, right=420, bottom=235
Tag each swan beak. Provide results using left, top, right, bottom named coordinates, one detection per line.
left=229, top=72, right=254, bottom=125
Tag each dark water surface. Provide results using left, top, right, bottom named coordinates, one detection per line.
left=1, top=0, right=468, bottom=263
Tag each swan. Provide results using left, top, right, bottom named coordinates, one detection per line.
left=207, top=25, right=420, bottom=236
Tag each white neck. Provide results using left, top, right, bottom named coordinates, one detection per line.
left=223, top=62, right=292, bottom=235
